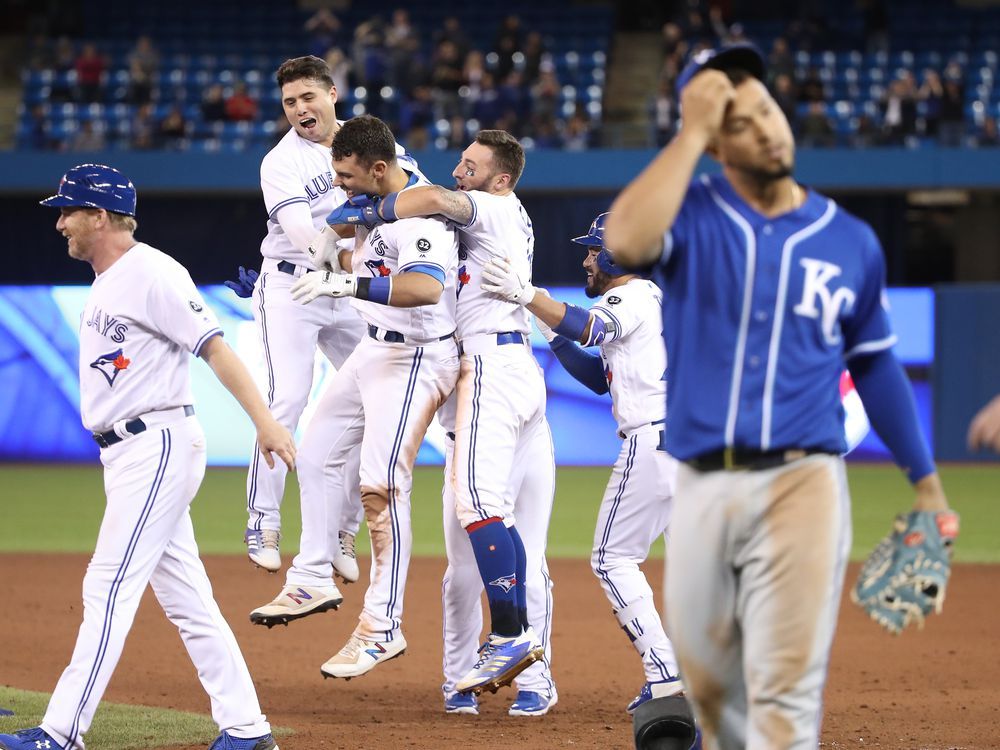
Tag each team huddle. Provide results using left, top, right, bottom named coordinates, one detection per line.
left=2, top=44, right=961, bottom=750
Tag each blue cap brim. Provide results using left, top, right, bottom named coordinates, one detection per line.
left=571, top=234, right=602, bottom=246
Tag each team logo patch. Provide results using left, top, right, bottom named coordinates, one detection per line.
left=188, top=300, right=203, bottom=312
left=489, top=574, right=517, bottom=593
left=606, top=295, right=622, bottom=305
left=457, top=264, right=470, bottom=298
left=416, top=238, right=431, bottom=254
left=90, top=348, right=131, bottom=387
left=365, top=259, right=391, bottom=277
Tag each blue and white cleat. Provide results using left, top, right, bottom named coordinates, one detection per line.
left=444, top=692, right=480, bottom=715
left=508, top=689, right=558, bottom=717
left=626, top=676, right=685, bottom=714
left=207, top=731, right=278, bottom=750
left=0, top=727, right=62, bottom=750
left=455, top=627, right=545, bottom=696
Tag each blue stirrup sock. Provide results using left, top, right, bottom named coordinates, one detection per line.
left=508, top=525, right=529, bottom=631
left=466, top=517, right=521, bottom=637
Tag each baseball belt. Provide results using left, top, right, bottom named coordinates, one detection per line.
left=92, top=405, right=196, bottom=448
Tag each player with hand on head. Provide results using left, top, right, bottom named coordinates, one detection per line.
left=288, top=115, right=461, bottom=680
left=330, top=130, right=553, bottom=705
left=968, top=393, right=1000, bottom=453
left=603, top=43, right=957, bottom=749
left=481, top=212, right=683, bottom=714
left=0, top=164, right=291, bottom=750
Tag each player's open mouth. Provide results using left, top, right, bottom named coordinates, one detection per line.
left=300, top=117, right=317, bottom=129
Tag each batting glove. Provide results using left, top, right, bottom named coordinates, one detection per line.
left=223, top=266, right=259, bottom=298
left=481, top=257, right=536, bottom=305
left=326, top=195, right=385, bottom=229
left=532, top=288, right=558, bottom=342
left=306, top=225, right=343, bottom=269
left=290, top=270, right=357, bottom=304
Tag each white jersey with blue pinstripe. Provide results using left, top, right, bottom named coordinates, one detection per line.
left=259, top=125, right=420, bottom=267
left=590, top=278, right=667, bottom=436
left=78, top=243, right=221, bottom=432
left=350, top=173, right=459, bottom=340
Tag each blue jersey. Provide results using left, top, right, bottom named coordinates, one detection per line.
left=655, top=174, right=896, bottom=460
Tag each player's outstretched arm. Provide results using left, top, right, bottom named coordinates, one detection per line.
left=383, top=185, right=474, bottom=225
left=605, top=69, right=734, bottom=267
left=199, top=335, right=296, bottom=471
left=968, top=393, right=1000, bottom=453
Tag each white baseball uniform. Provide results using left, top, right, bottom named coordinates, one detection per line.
left=296, top=171, right=460, bottom=643
left=584, top=279, right=681, bottom=685
left=438, top=393, right=557, bottom=700
left=41, top=243, right=270, bottom=750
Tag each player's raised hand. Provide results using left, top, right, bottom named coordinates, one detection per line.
left=326, top=195, right=385, bottom=229
left=679, top=69, right=736, bottom=143
left=223, top=266, right=259, bottom=298
left=256, top=417, right=296, bottom=471
left=968, top=393, right=1000, bottom=453
left=481, top=257, right=536, bottom=305
left=290, top=269, right=357, bottom=303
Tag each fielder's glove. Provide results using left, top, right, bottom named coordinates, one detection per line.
left=481, top=257, right=536, bottom=305
left=290, top=270, right=357, bottom=304
left=851, top=510, right=959, bottom=634
left=223, top=266, right=258, bottom=298
left=306, top=224, right=343, bottom=269
left=326, top=195, right=385, bottom=229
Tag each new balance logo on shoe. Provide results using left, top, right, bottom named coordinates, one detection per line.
left=364, top=642, right=388, bottom=660
left=286, top=588, right=314, bottom=605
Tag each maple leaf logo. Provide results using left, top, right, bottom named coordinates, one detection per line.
left=90, top=348, right=130, bottom=387
left=113, top=354, right=130, bottom=370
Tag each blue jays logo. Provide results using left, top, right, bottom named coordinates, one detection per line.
left=457, top=264, right=470, bottom=298
left=489, top=574, right=517, bottom=593
left=90, top=348, right=131, bottom=387
left=365, top=259, right=391, bottom=277
left=792, top=258, right=857, bottom=345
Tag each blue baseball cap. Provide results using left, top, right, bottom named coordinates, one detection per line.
left=675, top=43, right=766, bottom=99
left=40, top=163, right=137, bottom=217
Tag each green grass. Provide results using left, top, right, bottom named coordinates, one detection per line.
left=2, top=463, right=997, bottom=562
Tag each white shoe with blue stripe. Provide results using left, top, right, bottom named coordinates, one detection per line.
left=626, top=676, right=685, bottom=714
left=455, top=627, right=545, bottom=696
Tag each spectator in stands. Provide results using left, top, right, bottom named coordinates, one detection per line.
left=498, top=70, right=529, bottom=122
left=54, top=36, right=75, bottom=73
left=157, top=105, right=189, bottom=148
left=851, top=113, right=880, bottom=148
left=201, top=84, right=227, bottom=122
left=398, top=85, right=433, bottom=148
left=131, top=102, right=156, bottom=149
left=976, top=116, right=1000, bottom=147
left=324, top=47, right=352, bottom=96
left=74, top=43, right=107, bottom=103
left=799, top=101, right=836, bottom=147
left=661, top=22, right=684, bottom=59
left=446, top=114, right=468, bottom=149
left=494, top=15, right=524, bottom=81
left=304, top=8, right=343, bottom=60
left=463, top=50, right=487, bottom=100
left=533, top=115, right=562, bottom=149
left=434, top=16, right=470, bottom=62
left=24, top=104, right=56, bottom=150
left=352, top=14, right=387, bottom=88
left=918, top=69, right=944, bottom=138
left=126, top=58, right=154, bottom=106
left=430, top=39, right=464, bottom=121
left=771, top=73, right=798, bottom=127
left=521, top=31, right=548, bottom=86
left=797, top=67, right=826, bottom=103
left=530, top=68, right=561, bottom=123
left=881, top=73, right=918, bottom=145
left=70, top=119, right=106, bottom=151
left=225, top=82, right=258, bottom=122
left=562, top=108, right=593, bottom=150
left=768, top=37, right=795, bottom=84
left=386, top=8, right=419, bottom=91
left=26, top=34, right=55, bottom=70
left=649, top=78, right=675, bottom=147
left=861, top=0, right=890, bottom=56
left=939, top=71, right=966, bottom=147
left=127, top=35, right=160, bottom=79
left=471, top=73, right=503, bottom=128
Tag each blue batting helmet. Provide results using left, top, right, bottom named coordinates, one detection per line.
left=571, top=212, right=627, bottom=276
left=675, top=43, right=766, bottom=99
left=40, top=164, right=137, bottom=217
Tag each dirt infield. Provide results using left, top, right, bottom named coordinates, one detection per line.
left=1, top=554, right=996, bottom=749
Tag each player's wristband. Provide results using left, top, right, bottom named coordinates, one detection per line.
left=355, top=275, right=392, bottom=305
left=378, top=192, right=400, bottom=222
left=553, top=304, right=591, bottom=341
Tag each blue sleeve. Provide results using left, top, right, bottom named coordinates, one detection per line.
left=548, top=335, right=609, bottom=395
left=848, top=348, right=935, bottom=483
left=400, top=263, right=445, bottom=284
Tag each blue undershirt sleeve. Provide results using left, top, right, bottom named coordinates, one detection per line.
left=548, top=335, right=609, bottom=395
left=848, top=348, right=936, bottom=483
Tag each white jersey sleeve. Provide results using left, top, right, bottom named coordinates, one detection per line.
left=454, top=190, right=534, bottom=338
left=146, top=256, right=223, bottom=355
left=589, top=283, right=651, bottom=346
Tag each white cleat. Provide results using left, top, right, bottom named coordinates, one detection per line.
left=246, top=528, right=281, bottom=573
left=249, top=584, right=343, bottom=628
left=333, top=530, right=360, bottom=584
left=455, top=627, right=545, bottom=696
left=320, top=633, right=407, bottom=680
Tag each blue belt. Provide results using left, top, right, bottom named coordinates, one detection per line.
left=277, top=260, right=302, bottom=275
left=92, top=405, right=195, bottom=448
left=457, top=331, right=526, bottom=355
left=367, top=324, right=454, bottom=345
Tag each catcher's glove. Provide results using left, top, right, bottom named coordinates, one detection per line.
left=851, top=510, right=959, bottom=634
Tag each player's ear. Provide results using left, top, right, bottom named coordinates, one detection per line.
left=494, top=173, right=511, bottom=190
left=370, top=160, right=387, bottom=180
left=328, top=85, right=338, bottom=104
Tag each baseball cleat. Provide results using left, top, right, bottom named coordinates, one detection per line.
left=249, top=584, right=342, bottom=627
left=455, top=627, right=545, bottom=696
left=444, top=691, right=480, bottom=715
left=320, top=633, right=407, bottom=679
left=333, top=530, right=360, bottom=584
left=0, top=727, right=62, bottom=750
left=508, top=689, right=558, bottom=717
left=245, top=528, right=281, bottom=573
left=207, top=731, right=278, bottom=750
left=626, top=676, right=686, bottom=714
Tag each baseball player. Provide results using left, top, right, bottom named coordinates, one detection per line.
left=0, top=164, right=293, bottom=750
left=968, top=393, right=1000, bottom=453
left=604, top=43, right=956, bottom=750
left=288, top=115, right=460, bottom=679
left=480, top=213, right=682, bottom=714
left=327, top=130, right=548, bottom=700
